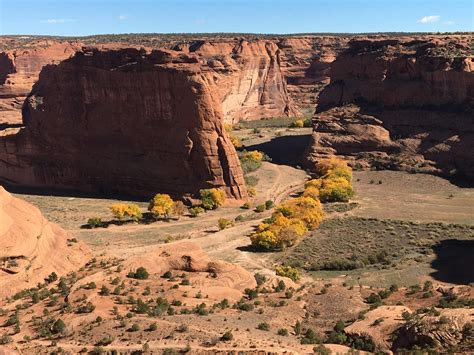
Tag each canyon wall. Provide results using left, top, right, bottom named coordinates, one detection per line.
left=0, top=48, right=247, bottom=199
left=306, top=37, right=474, bottom=180
left=0, top=36, right=349, bottom=124
left=0, top=41, right=80, bottom=125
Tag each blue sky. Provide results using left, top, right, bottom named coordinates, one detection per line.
left=0, top=0, right=472, bottom=36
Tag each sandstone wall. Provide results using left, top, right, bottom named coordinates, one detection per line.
left=306, top=37, right=474, bottom=180
left=0, top=48, right=247, bottom=199
left=0, top=41, right=80, bottom=124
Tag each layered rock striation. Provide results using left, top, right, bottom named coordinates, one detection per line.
left=306, top=38, right=474, bottom=180
left=0, top=41, right=80, bottom=125
left=0, top=186, right=91, bottom=298
left=0, top=48, right=247, bottom=199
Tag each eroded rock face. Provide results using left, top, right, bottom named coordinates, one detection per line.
left=306, top=37, right=474, bottom=180
left=0, top=48, right=247, bottom=199
left=180, top=39, right=301, bottom=122
left=0, top=41, right=80, bottom=125
left=0, top=186, right=91, bottom=298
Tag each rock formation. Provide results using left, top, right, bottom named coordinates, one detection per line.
left=306, top=37, right=474, bottom=180
left=0, top=41, right=80, bottom=125
left=1, top=36, right=350, bottom=124
left=0, top=186, right=91, bottom=298
left=0, top=48, right=247, bottom=199
left=177, top=39, right=301, bottom=122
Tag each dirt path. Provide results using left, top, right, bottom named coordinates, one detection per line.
left=92, top=163, right=308, bottom=273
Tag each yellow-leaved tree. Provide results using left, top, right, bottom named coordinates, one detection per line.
left=200, top=188, right=226, bottom=210
left=110, top=203, right=142, bottom=222
left=148, top=193, right=174, bottom=219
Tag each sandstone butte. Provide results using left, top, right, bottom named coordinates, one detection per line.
left=0, top=48, right=247, bottom=200
left=0, top=186, right=91, bottom=298
left=305, top=37, right=474, bottom=181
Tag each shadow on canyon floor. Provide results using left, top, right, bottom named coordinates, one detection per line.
left=3, top=184, right=150, bottom=202
left=244, top=134, right=312, bottom=167
left=430, top=239, right=474, bottom=285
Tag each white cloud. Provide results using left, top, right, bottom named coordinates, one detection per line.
left=443, top=20, right=455, bottom=25
left=118, top=15, right=127, bottom=20
left=417, top=15, right=441, bottom=24
left=41, top=19, right=76, bottom=24
left=194, top=18, right=207, bottom=25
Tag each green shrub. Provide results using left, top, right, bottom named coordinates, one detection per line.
left=277, top=328, right=288, bottom=336
left=87, top=218, right=103, bottom=228
left=127, top=267, right=149, bottom=280
left=275, top=265, right=300, bottom=282
left=255, top=204, right=266, bottom=213
left=241, top=202, right=251, bottom=209
left=257, top=322, right=270, bottom=331
left=221, top=330, right=233, bottom=341
left=265, top=200, right=274, bottom=209
left=188, top=206, right=204, bottom=217
left=218, top=218, right=233, bottom=230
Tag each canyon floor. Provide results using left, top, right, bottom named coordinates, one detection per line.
left=3, top=123, right=472, bottom=354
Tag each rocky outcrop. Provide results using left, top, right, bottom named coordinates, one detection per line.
left=0, top=41, right=80, bottom=125
left=1, top=37, right=349, bottom=124
left=0, top=186, right=91, bottom=298
left=306, top=37, right=474, bottom=180
left=0, top=48, right=247, bottom=200
left=180, top=39, right=301, bottom=122
left=277, top=36, right=348, bottom=113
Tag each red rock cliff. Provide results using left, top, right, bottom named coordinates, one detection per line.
left=0, top=48, right=247, bottom=199
left=306, top=37, right=474, bottom=180
left=0, top=41, right=80, bottom=125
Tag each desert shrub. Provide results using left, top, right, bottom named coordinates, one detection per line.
left=275, top=265, right=300, bottom=282
left=277, top=328, right=289, bottom=336
left=127, top=267, right=149, bottom=280
left=230, top=134, right=242, bottom=148
left=290, top=119, right=304, bottom=128
left=254, top=273, right=267, bottom=286
left=245, top=175, right=259, bottom=187
left=50, top=319, right=66, bottom=335
left=239, top=150, right=264, bottom=173
left=130, top=323, right=140, bottom=332
left=200, top=188, right=226, bottom=210
left=257, top=322, right=270, bottom=331
left=300, top=328, right=322, bottom=344
left=366, top=293, right=382, bottom=305
left=188, top=206, right=204, bottom=218
left=148, top=194, right=174, bottom=219
left=303, top=117, right=313, bottom=127
left=241, top=202, right=251, bottom=209
left=110, top=203, right=142, bottom=221
left=172, top=201, right=186, bottom=219
left=218, top=218, right=233, bottom=230
left=221, top=330, right=234, bottom=341
left=255, top=204, right=266, bottom=213
left=87, top=218, right=103, bottom=228
left=313, top=345, right=331, bottom=355
left=234, top=215, right=244, bottom=222
left=76, top=302, right=95, bottom=314
left=265, top=200, right=274, bottom=209
left=99, top=285, right=110, bottom=296
left=247, top=186, right=257, bottom=197
left=310, top=259, right=360, bottom=271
